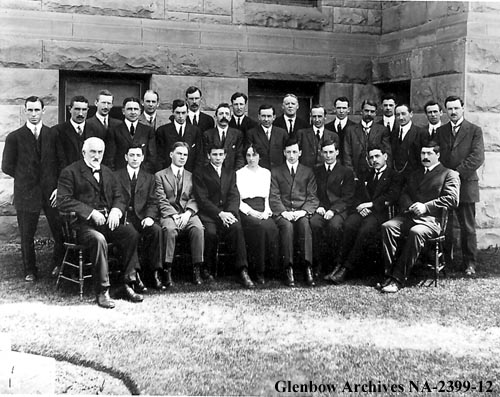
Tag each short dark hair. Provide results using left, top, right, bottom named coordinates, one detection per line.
left=367, top=144, right=386, bottom=154
left=361, top=99, right=377, bottom=109
left=215, top=102, right=231, bottom=114
left=381, top=93, right=397, bottom=103
left=126, top=143, right=144, bottom=154
left=143, top=89, right=159, bottom=101
left=310, top=104, right=325, bottom=114
left=172, top=99, right=187, bottom=111
left=170, top=141, right=190, bottom=153
left=334, top=96, right=350, bottom=107
left=122, top=97, right=141, bottom=108
left=231, top=92, right=248, bottom=103
left=70, top=95, right=89, bottom=108
left=258, top=104, right=275, bottom=115
left=424, top=100, right=441, bottom=113
left=207, top=142, right=226, bottom=154
left=321, top=138, right=339, bottom=150
left=96, top=90, right=113, bottom=100
left=25, top=96, right=44, bottom=109
left=395, top=103, right=412, bottom=113
left=422, top=140, right=440, bottom=154
left=284, top=136, right=299, bottom=149
left=444, top=95, right=464, bottom=107
left=185, top=86, right=202, bottom=97
left=243, top=143, right=264, bottom=158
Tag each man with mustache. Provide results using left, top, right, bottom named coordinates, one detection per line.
left=436, top=96, right=485, bottom=276
left=185, top=86, right=215, bottom=133
left=344, top=99, right=391, bottom=182
left=202, top=103, right=245, bottom=170
left=86, top=90, right=122, bottom=140
left=379, top=142, right=460, bottom=293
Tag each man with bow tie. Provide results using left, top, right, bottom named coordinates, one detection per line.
left=57, top=137, right=144, bottom=308
left=380, top=142, right=460, bottom=293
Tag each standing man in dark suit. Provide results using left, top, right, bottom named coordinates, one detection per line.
left=344, top=99, right=391, bottom=182
left=185, top=86, right=215, bottom=133
left=246, top=104, right=288, bottom=170
left=325, top=96, right=357, bottom=164
left=437, top=95, right=485, bottom=275
left=203, top=103, right=245, bottom=171
left=104, top=97, right=157, bottom=173
left=229, top=92, right=258, bottom=140
left=57, top=137, right=144, bottom=308
left=423, top=100, right=443, bottom=142
left=392, top=104, right=427, bottom=181
left=297, top=104, right=339, bottom=168
left=2, top=96, right=63, bottom=282
left=114, top=144, right=164, bottom=291
left=138, top=90, right=160, bottom=130
left=53, top=95, right=100, bottom=172
left=193, top=143, right=255, bottom=288
left=326, top=145, right=401, bottom=284
left=377, top=93, right=399, bottom=138
left=310, top=139, right=355, bottom=277
left=86, top=90, right=122, bottom=141
left=273, top=93, right=309, bottom=137
left=155, top=142, right=205, bottom=285
left=270, top=138, right=319, bottom=287
left=380, top=142, right=460, bottom=293
left=156, top=99, right=202, bottom=172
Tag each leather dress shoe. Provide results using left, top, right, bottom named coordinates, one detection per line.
left=192, top=264, right=202, bottom=285
left=51, top=266, right=60, bottom=277
left=305, top=266, right=315, bottom=286
left=285, top=267, right=295, bottom=287
left=96, top=289, right=115, bottom=309
left=375, top=277, right=392, bottom=290
left=153, top=270, right=166, bottom=290
left=330, top=266, right=347, bottom=285
left=324, top=263, right=342, bottom=281
left=163, top=268, right=174, bottom=288
left=239, top=269, right=255, bottom=289
left=123, top=283, right=143, bottom=303
left=381, top=281, right=401, bottom=294
left=24, top=273, right=36, bottom=282
left=135, top=273, right=147, bottom=293
left=201, top=267, right=214, bottom=281
left=465, top=265, right=476, bottom=276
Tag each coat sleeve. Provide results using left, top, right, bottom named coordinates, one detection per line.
left=193, top=170, right=221, bottom=219
left=155, top=172, right=178, bottom=222
left=302, top=170, right=319, bottom=214
left=456, top=125, right=485, bottom=178
left=57, top=167, right=94, bottom=220
left=425, top=169, right=460, bottom=216
left=331, top=168, right=356, bottom=214
left=1, top=132, right=16, bottom=178
left=269, top=170, right=286, bottom=216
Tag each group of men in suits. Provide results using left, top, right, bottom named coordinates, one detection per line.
left=2, top=88, right=484, bottom=305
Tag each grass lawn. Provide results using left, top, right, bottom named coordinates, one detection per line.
left=1, top=242, right=500, bottom=395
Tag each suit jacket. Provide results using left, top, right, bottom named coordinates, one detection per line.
left=2, top=124, right=58, bottom=211
left=202, top=127, right=245, bottom=171
left=377, top=118, right=400, bottom=139
left=436, top=120, right=484, bottom=203
left=114, top=168, right=158, bottom=221
left=246, top=125, right=288, bottom=170
left=193, top=165, right=240, bottom=222
left=269, top=163, right=319, bottom=216
left=354, top=166, right=402, bottom=223
left=86, top=115, right=122, bottom=141
left=104, top=122, right=157, bottom=173
left=57, top=160, right=126, bottom=222
left=324, top=118, right=357, bottom=164
left=391, top=123, right=427, bottom=176
left=156, top=122, right=202, bottom=172
left=229, top=115, right=258, bottom=139
left=297, top=127, right=339, bottom=168
left=52, top=121, right=101, bottom=173
left=273, top=115, right=310, bottom=137
left=186, top=111, right=215, bottom=133
left=155, top=167, right=198, bottom=227
left=138, top=113, right=158, bottom=130
left=343, top=122, right=391, bottom=180
left=313, top=162, right=355, bottom=219
left=399, top=163, right=460, bottom=233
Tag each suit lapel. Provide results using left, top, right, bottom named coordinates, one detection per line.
left=80, top=162, right=101, bottom=192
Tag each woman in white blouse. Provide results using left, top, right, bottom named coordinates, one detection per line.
left=236, top=144, right=278, bottom=284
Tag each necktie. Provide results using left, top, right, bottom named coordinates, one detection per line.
left=327, top=165, right=332, bottom=174
left=424, top=168, right=429, bottom=175
left=216, top=167, right=221, bottom=178
left=237, top=117, right=241, bottom=128
left=221, top=130, right=226, bottom=145
left=149, top=116, right=154, bottom=126
left=431, top=128, right=436, bottom=139
left=290, top=166, right=295, bottom=179
left=77, top=125, right=83, bottom=136
left=179, top=126, right=183, bottom=137
left=33, top=126, right=39, bottom=140
left=130, top=124, right=135, bottom=136
left=92, top=168, right=101, bottom=183
left=336, top=122, right=341, bottom=134
left=193, top=115, right=198, bottom=126
left=452, top=124, right=460, bottom=136
left=103, top=118, right=107, bottom=129
left=176, top=169, right=183, bottom=203
left=363, top=126, right=370, bottom=135
left=386, top=122, right=391, bottom=131
left=288, top=119, right=293, bottom=134
left=374, top=170, right=381, bottom=181
left=130, top=172, right=137, bottom=210
left=266, top=129, right=271, bottom=141
left=315, top=129, right=321, bottom=142
left=398, top=127, right=403, bottom=144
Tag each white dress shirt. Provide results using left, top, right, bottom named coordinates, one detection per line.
left=236, top=166, right=272, bottom=216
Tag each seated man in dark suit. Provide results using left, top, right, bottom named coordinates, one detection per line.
left=229, top=92, right=258, bottom=140
left=104, top=97, right=157, bottom=173
left=156, top=99, right=202, bottom=172
left=155, top=142, right=205, bottom=285
left=380, top=142, right=460, bottom=293
left=193, top=143, right=255, bottom=289
left=246, top=104, right=288, bottom=170
left=57, top=137, right=144, bottom=308
left=297, top=104, right=339, bottom=168
left=326, top=145, right=401, bottom=284
left=270, top=137, right=319, bottom=287
left=324, top=96, right=357, bottom=164
left=310, top=139, right=355, bottom=277
left=273, top=93, right=309, bottom=137
left=86, top=90, right=122, bottom=141
left=203, top=103, right=245, bottom=171
left=114, top=144, right=164, bottom=291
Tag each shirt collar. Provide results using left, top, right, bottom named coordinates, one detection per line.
left=425, top=162, right=440, bottom=173
left=336, top=117, right=347, bottom=129
left=361, top=120, right=373, bottom=129
left=383, top=115, right=395, bottom=127
left=376, top=164, right=387, bottom=174
left=26, top=121, right=42, bottom=133
left=188, top=110, right=200, bottom=119
left=174, top=120, right=185, bottom=132
left=325, top=161, right=336, bottom=171
left=429, top=121, right=441, bottom=132
left=170, top=163, right=183, bottom=176
left=127, top=165, right=139, bottom=179
left=70, top=119, right=85, bottom=132
left=450, top=117, right=464, bottom=128
left=401, top=121, right=412, bottom=134
left=145, top=112, right=156, bottom=121
left=286, top=161, right=297, bottom=173
left=313, top=126, right=324, bottom=134
left=95, top=113, right=107, bottom=124
left=125, top=119, right=137, bottom=130
left=211, top=163, right=221, bottom=174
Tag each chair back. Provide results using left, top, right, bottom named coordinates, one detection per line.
left=59, top=211, right=79, bottom=244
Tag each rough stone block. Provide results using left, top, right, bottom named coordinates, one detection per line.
left=334, top=7, right=369, bottom=25
left=164, top=11, right=190, bottom=22
left=201, top=77, right=248, bottom=110
left=73, top=21, right=142, bottom=44
left=0, top=68, right=58, bottom=106
left=479, top=152, right=500, bottom=189
left=167, top=48, right=238, bottom=77
left=142, top=22, right=200, bottom=45
left=335, top=57, right=372, bottom=84
left=0, top=38, right=42, bottom=68
left=434, top=74, right=464, bottom=105
left=426, top=1, right=449, bottom=20
left=231, top=0, right=246, bottom=25
left=466, top=74, right=500, bottom=113
left=188, top=13, right=231, bottom=24
left=43, top=40, right=168, bottom=73
left=333, top=24, right=351, bottom=33
left=166, top=0, right=203, bottom=13
left=373, top=54, right=411, bottom=83
left=352, top=84, right=381, bottom=115
left=421, top=40, right=465, bottom=78
left=239, top=52, right=335, bottom=81
left=247, top=30, right=294, bottom=52
left=294, top=36, right=335, bottom=53
left=201, top=30, right=247, bottom=49
left=436, top=17, right=468, bottom=42
left=381, top=4, right=401, bottom=33
left=467, top=39, right=500, bottom=74
left=471, top=2, right=500, bottom=12
left=321, top=82, right=354, bottom=118
left=400, top=1, right=428, bottom=29
left=476, top=187, right=500, bottom=229
left=0, top=106, right=24, bottom=139
left=345, top=1, right=381, bottom=10
left=150, top=75, right=202, bottom=110
left=466, top=113, right=500, bottom=151
left=43, top=0, right=163, bottom=19
left=351, top=25, right=381, bottom=35
left=447, top=2, right=467, bottom=16
left=0, top=9, right=73, bottom=38
left=0, top=351, right=55, bottom=394
left=0, top=0, right=41, bottom=11
left=204, top=0, right=232, bottom=15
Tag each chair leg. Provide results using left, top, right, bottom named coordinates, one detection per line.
left=434, top=240, right=439, bottom=287
left=56, top=249, right=69, bottom=290
left=78, top=249, right=84, bottom=301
